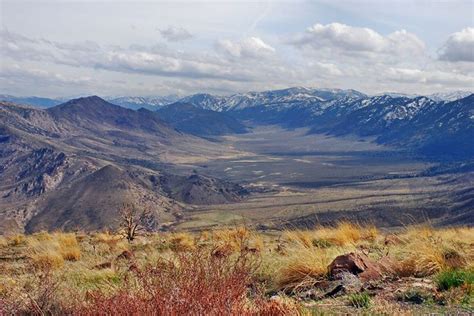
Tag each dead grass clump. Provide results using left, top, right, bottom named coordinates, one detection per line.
left=28, top=233, right=81, bottom=269
left=199, top=230, right=211, bottom=242
left=391, top=225, right=472, bottom=277
left=32, top=231, right=53, bottom=241
left=92, top=232, right=124, bottom=252
left=283, top=230, right=313, bottom=248
left=212, top=227, right=251, bottom=251
left=276, top=246, right=336, bottom=292
left=30, top=245, right=65, bottom=270
left=32, top=252, right=65, bottom=270
left=330, top=222, right=363, bottom=246
left=168, top=232, right=195, bottom=251
left=55, top=233, right=81, bottom=261
left=362, top=225, right=379, bottom=241
left=76, top=248, right=293, bottom=315
left=8, top=234, right=26, bottom=246
left=284, top=222, right=367, bottom=249
left=0, top=236, right=7, bottom=247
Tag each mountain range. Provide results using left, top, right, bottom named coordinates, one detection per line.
left=1, top=88, right=473, bottom=233
left=1, top=89, right=471, bottom=109
left=177, top=88, right=473, bottom=159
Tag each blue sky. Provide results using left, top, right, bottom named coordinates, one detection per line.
left=1, top=0, right=473, bottom=97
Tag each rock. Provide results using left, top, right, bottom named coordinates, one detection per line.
left=324, top=272, right=362, bottom=297
left=117, top=250, right=133, bottom=260
left=378, top=256, right=398, bottom=276
left=328, top=252, right=382, bottom=282
left=359, top=266, right=382, bottom=282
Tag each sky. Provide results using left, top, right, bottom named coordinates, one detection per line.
left=0, top=0, right=473, bottom=97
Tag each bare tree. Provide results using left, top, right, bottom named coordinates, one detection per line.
left=118, top=203, right=152, bottom=243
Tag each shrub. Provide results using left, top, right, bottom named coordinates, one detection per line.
left=76, top=248, right=294, bottom=315
left=348, top=292, right=371, bottom=308
left=3, top=268, right=65, bottom=314
left=436, top=269, right=474, bottom=291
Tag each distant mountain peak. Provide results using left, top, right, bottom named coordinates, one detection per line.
left=429, top=91, right=473, bottom=102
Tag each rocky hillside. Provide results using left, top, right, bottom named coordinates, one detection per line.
left=0, top=98, right=247, bottom=233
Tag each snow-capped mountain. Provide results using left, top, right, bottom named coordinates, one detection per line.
left=428, top=91, right=472, bottom=102
left=179, top=87, right=367, bottom=112
left=178, top=94, right=228, bottom=111
left=2, top=87, right=472, bottom=159
left=177, top=88, right=473, bottom=159
left=106, top=96, right=179, bottom=110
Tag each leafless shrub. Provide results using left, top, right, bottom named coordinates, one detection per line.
left=77, top=247, right=295, bottom=315
left=118, top=203, right=152, bottom=243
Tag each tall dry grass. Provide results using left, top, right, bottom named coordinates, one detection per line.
left=284, top=222, right=378, bottom=248
left=28, top=232, right=81, bottom=270
left=391, top=226, right=473, bottom=277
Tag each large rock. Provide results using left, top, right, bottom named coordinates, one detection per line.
left=328, top=252, right=382, bottom=282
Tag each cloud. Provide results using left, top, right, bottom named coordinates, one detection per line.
left=159, top=26, right=193, bottom=42
left=0, top=64, right=93, bottom=88
left=1, top=27, right=472, bottom=97
left=289, top=23, right=425, bottom=57
left=0, top=30, right=253, bottom=81
left=386, top=67, right=473, bottom=86
left=216, top=37, right=275, bottom=59
left=438, top=27, right=474, bottom=62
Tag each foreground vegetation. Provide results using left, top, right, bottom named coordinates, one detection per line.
left=0, top=223, right=473, bottom=314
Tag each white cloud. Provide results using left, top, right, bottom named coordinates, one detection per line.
left=216, top=37, right=275, bottom=59
left=159, top=26, right=193, bottom=42
left=438, top=27, right=474, bottom=62
left=0, top=30, right=251, bottom=81
left=290, top=23, right=425, bottom=57
left=386, top=67, right=473, bottom=86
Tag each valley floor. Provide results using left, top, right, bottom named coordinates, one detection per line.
left=170, top=125, right=473, bottom=230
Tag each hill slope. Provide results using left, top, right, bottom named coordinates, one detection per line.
left=0, top=98, right=247, bottom=233
left=156, top=102, right=247, bottom=136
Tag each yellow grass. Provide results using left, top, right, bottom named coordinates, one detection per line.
left=276, top=246, right=333, bottom=291
left=28, top=232, right=81, bottom=269
left=0, top=224, right=472, bottom=314
left=8, top=234, right=26, bottom=246
left=212, top=226, right=257, bottom=252
left=283, top=221, right=375, bottom=249
left=392, top=226, right=473, bottom=277
left=0, top=236, right=7, bottom=247
left=168, top=232, right=195, bottom=251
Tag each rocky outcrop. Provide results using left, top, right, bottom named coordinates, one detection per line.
left=328, top=252, right=383, bottom=282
